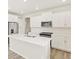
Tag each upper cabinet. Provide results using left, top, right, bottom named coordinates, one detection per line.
left=30, top=11, right=71, bottom=28
left=53, top=11, right=71, bottom=28
left=30, top=16, right=42, bottom=27
left=65, top=11, right=71, bottom=27
left=53, top=12, right=65, bottom=27
left=30, top=12, right=53, bottom=28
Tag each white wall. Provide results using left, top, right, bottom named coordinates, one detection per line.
left=8, top=14, right=25, bottom=34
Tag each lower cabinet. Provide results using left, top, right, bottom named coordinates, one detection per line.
left=51, top=28, right=71, bottom=52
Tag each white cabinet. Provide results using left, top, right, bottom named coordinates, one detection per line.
left=30, top=11, right=71, bottom=28
left=9, top=35, right=50, bottom=59
left=64, top=29, right=71, bottom=51
left=52, top=34, right=65, bottom=50
left=51, top=11, right=71, bottom=52
left=51, top=28, right=71, bottom=52
left=53, top=11, right=71, bottom=28
left=30, top=12, right=53, bottom=27
left=53, top=12, right=65, bottom=27
left=30, top=16, right=42, bottom=27
left=65, top=11, right=71, bottom=27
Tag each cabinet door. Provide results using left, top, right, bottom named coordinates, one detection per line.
left=65, top=11, right=71, bottom=27
left=51, top=29, right=71, bottom=52
left=30, top=16, right=42, bottom=27
left=52, top=33, right=66, bottom=50
left=53, top=11, right=71, bottom=28
left=64, top=37, right=71, bottom=52
left=53, top=12, right=65, bottom=27
left=64, top=29, right=71, bottom=52
left=51, top=28, right=65, bottom=50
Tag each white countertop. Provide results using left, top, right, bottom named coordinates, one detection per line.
left=8, top=34, right=51, bottom=46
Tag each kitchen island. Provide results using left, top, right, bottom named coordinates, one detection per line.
left=8, top=34, right=51, bottom=59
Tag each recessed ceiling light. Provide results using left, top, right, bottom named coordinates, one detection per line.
left=62, top=0, right=66, bottom=2
left=24, top=0, right=27, bottom=2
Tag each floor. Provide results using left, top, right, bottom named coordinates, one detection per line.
left=50, top=48, right=71, bottom=59
left=8, top=49, right=25, bottom=59
left=8, top=48, right=71, bottom=59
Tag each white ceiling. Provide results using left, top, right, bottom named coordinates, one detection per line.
left=8, top=0, right=71, bottom=15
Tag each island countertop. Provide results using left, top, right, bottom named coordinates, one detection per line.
left=8, top=34, right=51, bottom=59
left=8, top=34, right=52, bottom=46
